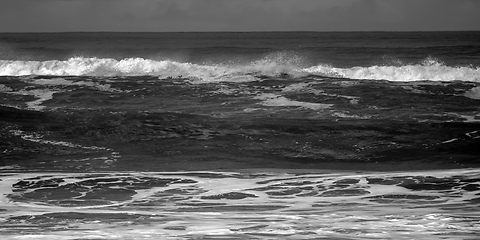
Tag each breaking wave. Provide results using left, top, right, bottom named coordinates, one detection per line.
left=1, top=57, right=479, bottom=82
left=306, top=59, right=480, bottom=82
left=0, top=56, right=305, bottom=82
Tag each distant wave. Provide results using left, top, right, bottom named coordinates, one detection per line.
left=1, top=57, right=479, bottom=82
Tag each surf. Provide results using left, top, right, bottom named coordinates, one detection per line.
left=1, top=56, right=480, bottom=82
left=305, top=59, right=480, bottom=82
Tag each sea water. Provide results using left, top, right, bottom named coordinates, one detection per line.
left=0, top=32, right=479, bottom=239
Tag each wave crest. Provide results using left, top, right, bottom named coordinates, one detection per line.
left=1, top=57, right=480, bottom=82
left=0, top=56, right=307, bottom=82
left=305, top=60, right=480, bottom=82
left=0, top=57, right=223, bottom=78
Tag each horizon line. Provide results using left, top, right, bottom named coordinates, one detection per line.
left=1, top=30, right=480, bottom=34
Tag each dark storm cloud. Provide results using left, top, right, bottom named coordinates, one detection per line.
left=0, top=0, right=479, bottom=32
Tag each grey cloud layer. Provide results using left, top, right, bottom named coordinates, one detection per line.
left=0, top=0, right=479, bottom=31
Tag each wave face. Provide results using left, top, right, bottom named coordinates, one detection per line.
left=1, top=57, right=480, bottom=82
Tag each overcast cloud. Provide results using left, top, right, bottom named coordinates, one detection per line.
left=0, top=0, right=479, bottom=32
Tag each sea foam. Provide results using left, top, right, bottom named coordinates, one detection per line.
left=1, top=57, right=480, bottom=82
left=304, top=60, right=480, bottom=82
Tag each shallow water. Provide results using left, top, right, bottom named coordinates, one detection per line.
left=1, top=169, right=479, bottom=239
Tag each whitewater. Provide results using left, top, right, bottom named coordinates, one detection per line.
left=1, top=56, right=480, bottom=82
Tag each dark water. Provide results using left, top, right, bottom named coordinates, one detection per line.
left=0, top=32, right=480, bottom=239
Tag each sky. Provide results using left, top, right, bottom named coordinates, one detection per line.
left=0, top=0, right=479, bottom=32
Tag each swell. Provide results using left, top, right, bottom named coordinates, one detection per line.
left=1, top=57, right=479, bottom=82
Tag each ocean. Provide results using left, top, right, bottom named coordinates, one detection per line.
left=0, top=32, right=479, bottom=239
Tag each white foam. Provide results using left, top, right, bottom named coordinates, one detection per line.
left=4, top=78, right=123, bottom=111
left=16, top=88, right=57, bottom=111
left=0, top=57, right=255, bottom=82
left=332, top=111, right=371, bottom=119
left=9, top=129, right=111, bottom=151
left=254, top=93, right=333, bottom=110
left=282, top=82, right=318, bottom=93
left=0, top=84, right=12, bottom=92
left=0, top=169, right=479, bottom=239
left=29, top=78, right=123, bottom=93
left=465, top=86, right=480, bottom=99
left=305, top=61, right=480, bottom=82
left=1, top=56, right=480, bottom=83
